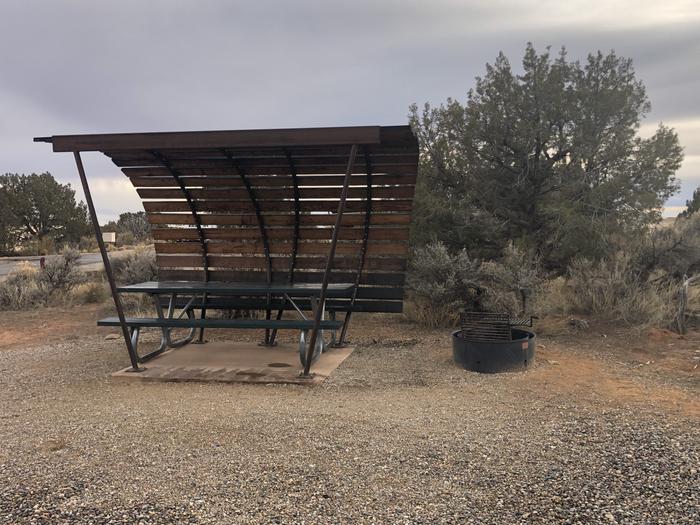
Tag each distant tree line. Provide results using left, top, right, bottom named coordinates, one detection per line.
left=678, top=187, right=700, bottom=219
left=102, top=211, right=151, bottom=246
left=0, top=173, right=91, bottom=255
left=0, top=173, right=152, bottom=255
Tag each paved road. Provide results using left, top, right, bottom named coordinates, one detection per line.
left=0, top=253, right=106, bottom=277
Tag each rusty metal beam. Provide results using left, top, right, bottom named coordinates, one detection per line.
left=73, top=152, right=142, bottom=371
left=303, top=144, right=358, bottom=375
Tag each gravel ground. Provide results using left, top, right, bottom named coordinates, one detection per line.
left=0, top=313, right=698, bottom=524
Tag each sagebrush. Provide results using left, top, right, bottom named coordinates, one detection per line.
left=406, top=242, right=543, bottom=327
left=0, top=249, right=91, bottom=310
left=110, top=247, right=157, bottom=285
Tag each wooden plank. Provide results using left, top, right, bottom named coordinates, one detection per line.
left=154, top=240, right=408, bottom=256
left=146, top=212, right=414, bottom=226
left=43, top=126, right=382, bottom=152
left=117, top=158, right=417, bottom=175
left=155, top=254, right=407, bottom=272
left=151, top=226, right=409, bottom=242
left=137, top=186, right=415, bottom=200
left=126, top=144, right=415, bottom=160
left=143, top=200, right=413, bottom=213
left=154, top=242, right=203, bottom=254
left=114, top=152, right=418, bottom=168
left=154, top=268, right=405, bottom=286
left=127, top=171, right=416, bottom=187
left=295, top=242, right=409, bottom=256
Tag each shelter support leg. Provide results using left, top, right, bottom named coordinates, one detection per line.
left=335, top=311, right=352, bottom=347
left=195, top=293, right=207, bottom=344
left=73, top=152, right=143, bottom=372
left=303, top=144, right=358, bottom=375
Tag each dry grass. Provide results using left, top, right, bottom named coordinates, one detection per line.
left=69, top=280, right=110, bottom=305
left=565, top=255, right=677, bottom=327
left=403, top=297, right=460, bottom=328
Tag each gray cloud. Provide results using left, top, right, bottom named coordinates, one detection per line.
left=1, top=0, right=698, bottom=220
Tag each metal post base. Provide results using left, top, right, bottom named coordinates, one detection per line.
left=125, top=366, right=147, bottom=373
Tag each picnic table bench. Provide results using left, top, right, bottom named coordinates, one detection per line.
left=98, top=281, right=352, bottom=365
left=35, top=125, right=419, bottom=375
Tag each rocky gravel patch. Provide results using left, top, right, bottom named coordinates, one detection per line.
left=0, top=318, right=698, bottom=524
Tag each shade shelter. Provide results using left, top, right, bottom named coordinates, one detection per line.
left=35, top=125, right=419, bottom=375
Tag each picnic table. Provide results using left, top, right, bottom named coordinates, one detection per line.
left=99, top=281, right=353, bottom=366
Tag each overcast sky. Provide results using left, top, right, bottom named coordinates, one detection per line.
left=1, top=0, right=698, bottom=221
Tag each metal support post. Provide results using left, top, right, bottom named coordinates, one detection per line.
left=73, top=152, right=143, bottom=371
left=302, top=144, right=358, bottom=375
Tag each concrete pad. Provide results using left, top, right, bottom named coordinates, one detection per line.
left=111, top=341, right=353, bottom=385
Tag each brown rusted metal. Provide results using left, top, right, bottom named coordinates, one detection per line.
left=285, top=149, right=302, bottom=282
left=151, top=150, right=210, bottom=342
left=73, top=152, right=143, bottom=371
left=269, top=149, right=301, bottom=345
left=151, top=150, right=209, bottom=279
left=221, top=148, right=274, bottom=343
left=303, top=144, right=358, bottom=375
left=35, top=126, right=383, bottom=152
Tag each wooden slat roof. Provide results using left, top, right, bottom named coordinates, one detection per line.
left=34, top=125, right=419, bottom=313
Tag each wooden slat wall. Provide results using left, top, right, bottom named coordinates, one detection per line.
left=107, top=128, right=418, bottom=313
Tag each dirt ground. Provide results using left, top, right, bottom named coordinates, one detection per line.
left=0, top=305, right=698, bottom=524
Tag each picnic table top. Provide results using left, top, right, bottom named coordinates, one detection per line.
left=117, top=281, right=356, bottom=296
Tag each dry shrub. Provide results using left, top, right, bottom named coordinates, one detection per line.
left=110, top=247, right=157, bottom=285
left=565, top=254, right=675, bottom=327
left=39, top=248, right=86, bottom=296
left=116, top=231, right=135, bottom=247
left=403, top=297, right=459, bottom=328
left=117, top=292, right=155, bottom=316
left=0, top=249, right=92, bottom=310
left=69, top=280, right=109, bottom=305
left=405, top=242, right=544, bottom=327
left=78, top=235, right=97, bottom=252
left=533, top=277, right=570, bottom=315
left=405, top=242, right=481, bottom=327
left=0, top=262, right=46, bottom=310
